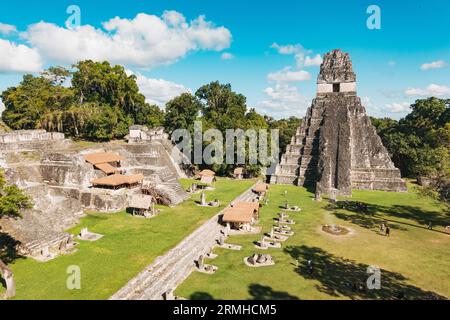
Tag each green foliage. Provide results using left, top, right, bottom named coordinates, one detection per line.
left=192, top=82, right=272, bottom=177
left=196, top=81, right=248, bottom=132
left=0, top=170, right=33, bottom=218
left=266, top=116, right=303, bottom=156
left=177, top=183, right=450, bottom=300
left=373, top=98, right=450, bottom=202
left=1, top=74, right=75, bottom=130
left=164, top=93, right=201, bottom=134
left=0, top=178, right=254, bottom=299
left=1, top=61, right=163, bottom=140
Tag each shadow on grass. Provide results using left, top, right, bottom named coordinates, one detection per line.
left=0, top=232, right=24, bottom=264
left=284, top=245, right=447, bottom=300
left=0, top=232, right=24, bottom=291
left=326, top=201, right=449, bottom=233
left=190, top=292, right=215, bottom=300
left=248, top=284, right=299, bottom=300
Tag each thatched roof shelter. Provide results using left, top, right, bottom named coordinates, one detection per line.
left=84, top=152, right=124, bottom=165
left=222, top=207, right=254, bottom=223
left=254, top=183, right=269, bottom=194
left=198, top=169, right=216, bottom=177
left=91, top=174, right=144, bottom=188
left=94, top=163, right=121, bottom=175
left=234, top=201, right=259, bottom=213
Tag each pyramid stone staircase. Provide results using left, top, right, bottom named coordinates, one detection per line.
left=271, top=49, right=406, bottom=196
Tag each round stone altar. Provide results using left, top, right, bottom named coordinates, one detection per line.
left=322, top=224, right=351, bottom=236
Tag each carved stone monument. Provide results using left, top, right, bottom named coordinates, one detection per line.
left=201, top=191, right=207, bottom=206
left=0, top=260, right=15, bottom=299
left=271, top=49, right=407, bottom=196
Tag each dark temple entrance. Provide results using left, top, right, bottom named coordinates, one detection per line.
left=333, top=83, right=340, bottom=93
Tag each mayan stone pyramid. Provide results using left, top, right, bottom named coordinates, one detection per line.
left=270, top=49, right=407, bottom=196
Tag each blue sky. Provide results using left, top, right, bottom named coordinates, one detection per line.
left=0, top=0, right=449, bottom=119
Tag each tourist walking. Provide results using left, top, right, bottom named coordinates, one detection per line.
left=385, top=226, right=390, bottom=237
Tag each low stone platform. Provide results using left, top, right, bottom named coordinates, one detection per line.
left=77, top=228, right=104, bottom=242
left=244, top=254, right=275, bottom=268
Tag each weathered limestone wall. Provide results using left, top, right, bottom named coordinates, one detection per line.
left=0, top=130, right=64, bottom=143
left=0, top=130, right=68, bottom=151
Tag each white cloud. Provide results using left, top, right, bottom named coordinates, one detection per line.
left=134, top=73, right=190, bottom=106
left=221, top=52, right=234, bottom=60
left=0, top=23, right=16, bottom=35
left=420, top=60, right=446, bottom=71
left=270, top=43, right=305, bottom=55
left=260, top=42, right=317, bottom=117
left=257, top=84, right=310, bottom=118
left=384, top=102, right=411, bottom=113
left=361, top=96, right=380, bottom=112
left=388, top=60, right=396, bottom=67
left=270, top=42, right=321, bottom=69
left=304, top=54, right=323, bottom=67
left=0, top=39, right=43, bottom=73
left=267, top=67, right=311, bottom=83
left=405, top=84, right=450, bottom=97
left=23, top=11, right=231, bottom=69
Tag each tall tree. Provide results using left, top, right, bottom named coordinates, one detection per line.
left=164, top=93, right=201, bottom=134
left=1, top=61, right=164, bottom=140
left=0, top=170, right=33, bottom=218
left=373, top=98, right=450, bottom=202
left=196, top=81, right=248, bottom=131
left=266, top=116, right=302, bottom=158
left=1, top=74, right=74, bottom=130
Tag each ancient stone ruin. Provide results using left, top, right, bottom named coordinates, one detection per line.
left=270, top=49, right=407, bottom=196
left=0, top=127, right=189, bottom=260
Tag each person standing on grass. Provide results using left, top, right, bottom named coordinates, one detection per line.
left=380, top=222, right=386, bottom=234
left=385, top=226, right=390, bottom=237
left=428, top=222, right=433, bottom=230
left=307, top=260, right=314, bottom=275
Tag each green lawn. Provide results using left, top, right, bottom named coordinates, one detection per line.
left=0, top=178, right=255, bottom=300
left=176, top=182, right=450, bottom=300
